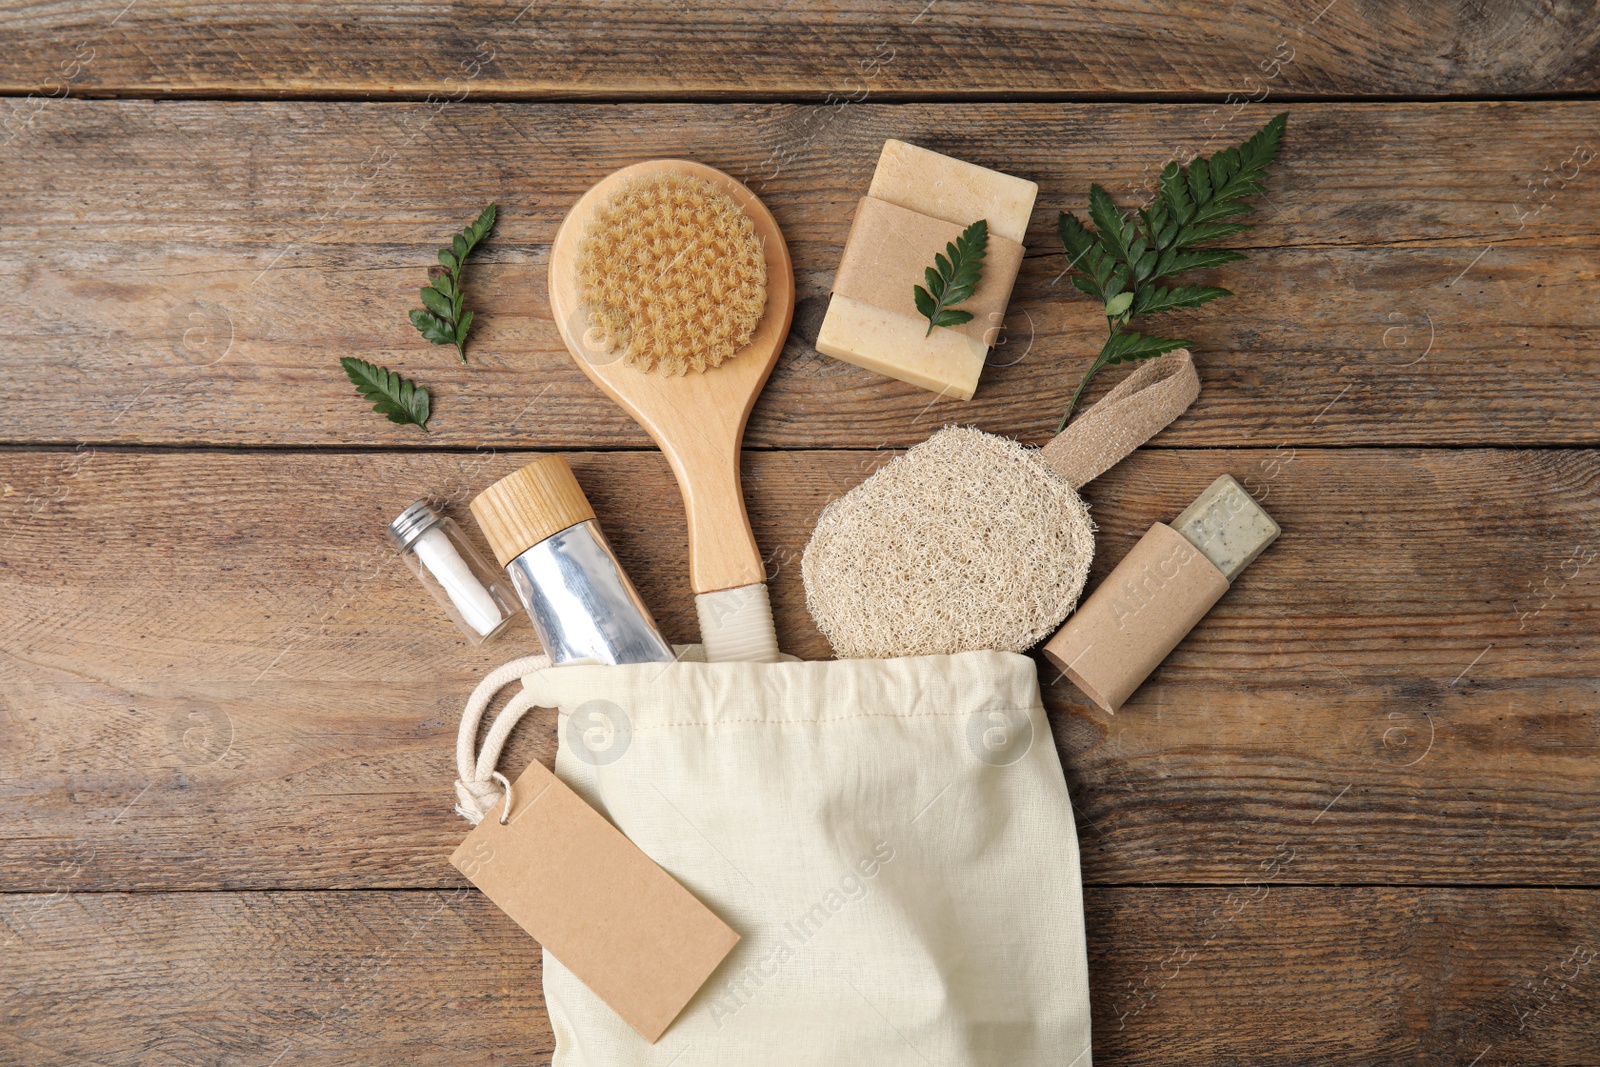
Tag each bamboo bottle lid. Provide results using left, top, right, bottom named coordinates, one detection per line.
left=471, top=456, right=597, bottom=567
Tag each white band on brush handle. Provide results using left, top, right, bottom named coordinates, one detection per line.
left=696, top=584, right=781, bottom=663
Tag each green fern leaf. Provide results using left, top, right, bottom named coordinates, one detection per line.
left=1159, top=247, right=1248, bottom=275
left=1101, top=330, right=1192, bottom=365
left=1055, top=112, right=1287, bottom=428
left=914, top=218, right=989, bottom=336
left=1132, top=284, right=1232, bottom=317
left=1088, top=185, right=1134, bottom=263
left=409, top=204, right=496, bottom=362
left=341, top=357, right=431, bottom=432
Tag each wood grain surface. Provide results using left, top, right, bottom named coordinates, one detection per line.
left=4, top=8, right=1599, bottom=1061
left=2, top=888, right=1594, bottom=1066
left=2, top=101, right=1598, bottom=449
left=2, top=1, right=1597, bottom=99
left=3, top=448, right=1595, bottom=891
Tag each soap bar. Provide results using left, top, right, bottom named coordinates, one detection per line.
left=1170, top=475, right=1281, bottom=582
left=815, top=294, right=986, bottom=397
left=869, top=140, right=1037, bottom=244
left=815, top=140, right=1038, bottom=401
left=1041, top=474, right=1279, bottom=713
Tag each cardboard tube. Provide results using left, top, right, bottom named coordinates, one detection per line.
left=1042, top=523, right=1230, bottom=713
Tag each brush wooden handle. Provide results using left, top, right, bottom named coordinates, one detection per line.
left=548, top=160, right=794, bottom=595
left=658, top=402, right=764, bottom=593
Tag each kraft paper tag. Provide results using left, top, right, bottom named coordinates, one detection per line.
left=833, top=196, right=1026, bottom=345
left=451, top=759, right=740, bottom=1043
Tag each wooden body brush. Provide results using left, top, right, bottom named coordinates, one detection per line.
left=549, top=161, right=794, bottom=662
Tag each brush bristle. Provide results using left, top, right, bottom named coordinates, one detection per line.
left=575, top=172, right=768, bottom=376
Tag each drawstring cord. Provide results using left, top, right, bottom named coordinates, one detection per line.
left=454, top=653, right=552, bottom=825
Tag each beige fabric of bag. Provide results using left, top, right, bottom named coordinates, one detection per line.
left=458, top=650, right=1092, bottom=1066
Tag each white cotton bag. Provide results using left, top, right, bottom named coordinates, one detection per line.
left=457, top=650, right=1092, bottom=1067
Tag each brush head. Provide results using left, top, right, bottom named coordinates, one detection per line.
left=548, top=161, right=795, bottom=596
left=575, top=171, right=768, bottom=376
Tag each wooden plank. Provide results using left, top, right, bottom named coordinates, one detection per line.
left=3, top=2, right=1598, bottom=100
left=2, top=448, right=1596, bottom=891
left=2, top=101, right=1598, bottom=449
left=0, top=889, right=551, bottom=1066
left=1, top=887, right=1594, bottom=1065
left=1089, top=887, right=1600, bottom=1064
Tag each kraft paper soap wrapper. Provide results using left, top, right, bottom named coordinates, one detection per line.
left=1042, top=522, right=1230, bottom=713
left=832, top=196, right=1025, bottom=346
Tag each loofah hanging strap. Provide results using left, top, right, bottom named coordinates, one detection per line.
left=1039, top=349, right=1201, bottom=488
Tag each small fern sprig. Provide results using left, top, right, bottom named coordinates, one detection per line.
left=1056, top=112, right=1287, bottom=430
left=914, top=218, right=988, bottom=336
left=411, top=204, right=496, bottom=363
left=341, top=357, right=431, bottom=432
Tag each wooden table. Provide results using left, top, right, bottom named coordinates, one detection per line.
left=3, top=3, right=1597, bottom=1063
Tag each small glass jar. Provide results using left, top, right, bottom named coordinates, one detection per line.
left=388, top=500, right=520, bottom=644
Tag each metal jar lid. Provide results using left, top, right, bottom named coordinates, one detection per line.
left=387, top=499, right=444, bottom=552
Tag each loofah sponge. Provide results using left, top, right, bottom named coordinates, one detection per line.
left=802, top=426, right=1097, bottom=659
left=575, top=171, right=768, bottom=376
